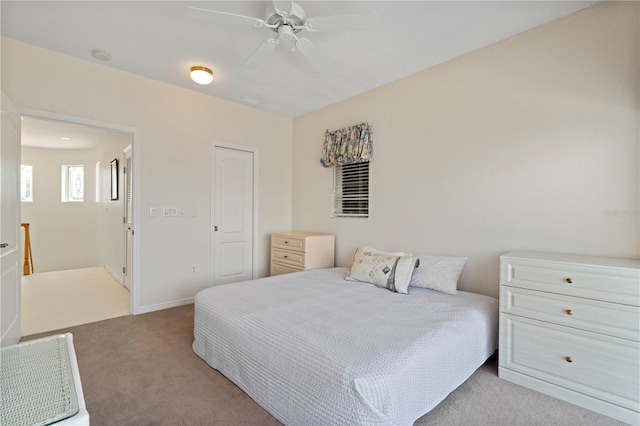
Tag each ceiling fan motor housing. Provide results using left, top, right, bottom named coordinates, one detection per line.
left=266, top=1, right=306, bottom=34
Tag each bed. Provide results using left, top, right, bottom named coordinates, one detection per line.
left=193, top=267, right=498, bottom=425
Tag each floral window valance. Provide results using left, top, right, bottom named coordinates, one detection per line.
left=320, top=122, right=373, bottom=167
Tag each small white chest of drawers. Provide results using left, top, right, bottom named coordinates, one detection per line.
left=270, top=232, right=335, bottom=276
left=498, top=251, right=640, bottom=425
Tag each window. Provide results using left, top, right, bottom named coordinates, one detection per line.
left=21, top=164, right=33, bottom=202
left=61, top=165, right=84, bottom=202
left=333, top=162, right=369, bottom=218
left=95, top=161, right=101, bottom=202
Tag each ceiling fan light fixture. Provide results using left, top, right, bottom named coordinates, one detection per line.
left=190, top=66, right=213, bottom=85
left=277, top=25, right=294, bottom=41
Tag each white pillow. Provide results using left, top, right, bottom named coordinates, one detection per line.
left=408, top=255, right=467, bottom=294
left=353, top=246, right=408, bottom=257
left=346, top=247, right=417, bottom=294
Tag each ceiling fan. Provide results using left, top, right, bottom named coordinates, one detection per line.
left=185, top=1, right=379, bottom=70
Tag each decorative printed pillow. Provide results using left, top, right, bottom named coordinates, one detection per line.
left=408, top=255, right=467, bottom=294
left=346, top=247, right=417, bottom=294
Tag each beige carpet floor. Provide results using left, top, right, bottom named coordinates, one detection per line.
left=21, top=266, right=131, bottom=336
left=22, top=305, right=624, bottom=426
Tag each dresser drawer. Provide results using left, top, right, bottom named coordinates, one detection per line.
left=271, top=248, right=305, bottom=268
left=272, top=235, right=305, bottom=252
left=270, top=262, right=303, bottom=276
left=500, top=314, right=640, bottom=412
left=501, top=286, right=640, bottom=341
left=501, top=257, right=640, bottom=305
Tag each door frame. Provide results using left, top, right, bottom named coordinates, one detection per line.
left=123, top=144, right=133, bottom=291
left=19, top=107, right=141, bottom=314
left=211, top=141, right=259, bottom=284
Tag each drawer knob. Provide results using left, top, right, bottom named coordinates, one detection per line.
left=565, top=309, right=573, bottom=316
left=565, top=357, right=573, bottom=363
left=284, top=255, right=288, bottom=259
left=566, top=278, right=573, bottom=284
left=284, top=241, right=289, bottom=244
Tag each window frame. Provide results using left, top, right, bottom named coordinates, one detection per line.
left=21, top=164, right=33, bottom=202
left=61, top=164, right=85, bottom=202
left=95, top=161, right=101, bottom=202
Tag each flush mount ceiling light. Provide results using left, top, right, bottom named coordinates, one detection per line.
left=190, top=66, right=213, bottom=85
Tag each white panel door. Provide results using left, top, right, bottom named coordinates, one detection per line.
left=213, top=146, right=253, bottom=285
left=1, top=91, right=21, bottom=346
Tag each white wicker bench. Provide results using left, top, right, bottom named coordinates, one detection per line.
left=1, top=333, right=89, bottom=425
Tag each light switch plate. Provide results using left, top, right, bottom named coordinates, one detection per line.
left=163, top=207, right=177, bottom=217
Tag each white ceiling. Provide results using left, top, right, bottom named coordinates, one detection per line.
left=2, top=1, right=600, bottom=118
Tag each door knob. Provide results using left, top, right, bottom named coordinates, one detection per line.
left=0, top=243, right=8, bottom=248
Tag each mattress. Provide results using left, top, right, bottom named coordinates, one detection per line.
left=193, top=267, right=498, bottom=425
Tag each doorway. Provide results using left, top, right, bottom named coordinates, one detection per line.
left=19, top=110, right=138, bottom=335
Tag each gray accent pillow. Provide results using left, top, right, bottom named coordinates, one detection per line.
left=408, top=255, right=467, bottom=294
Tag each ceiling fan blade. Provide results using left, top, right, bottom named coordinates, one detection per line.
left=305, top=11, right=380, bottom=33
left=185, top=6, right=267, bottom=28
left=294, top=39, right=325, bottom=72
left=241, top=38, right=280, bottom=70
left=272, top=0, right=293, bottom=16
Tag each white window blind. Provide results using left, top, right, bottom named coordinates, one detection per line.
left=333, top=162, right=369, bottom=218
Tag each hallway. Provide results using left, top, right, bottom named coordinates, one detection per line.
left=21, top=266, right=130, bottom=336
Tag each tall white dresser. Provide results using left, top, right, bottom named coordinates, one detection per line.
left=499, top=251, right=640, bottom=425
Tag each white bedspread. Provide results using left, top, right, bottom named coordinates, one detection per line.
left=193, top=267, right=498, bottom=425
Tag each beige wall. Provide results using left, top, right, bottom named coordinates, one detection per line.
left=2, top=38, right=293, bottom=312
left=21, top=136, right=130, bottom=275
left=21, top=146, right=101, bottom=272
left=292, top=2, right=639, bottom=297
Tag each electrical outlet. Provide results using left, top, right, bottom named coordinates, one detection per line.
left=191, top=265, right=196, bottom=273
left=150, top=207, right=157, bottom=217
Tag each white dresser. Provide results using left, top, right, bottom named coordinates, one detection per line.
left=499, top=251, right=640, bottom=425
left=270, top=232, right=335, bottom=276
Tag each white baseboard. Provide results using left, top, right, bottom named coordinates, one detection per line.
left=103, top=264, right=124, bottom=285
left=136, top=297, right=194, bottom=315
